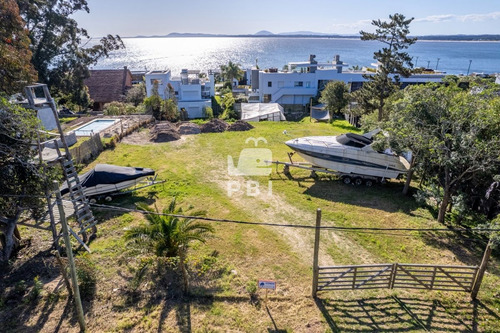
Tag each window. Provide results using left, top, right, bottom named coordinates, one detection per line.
left=150, top=79, right=162, bottom=85
left=268, top=81, right=272, bottom=87
left=305, top=81, right=311, bottom=88
left=294, top=81, right=303, bottom=87
left=264, top=94, right=272, bottom=103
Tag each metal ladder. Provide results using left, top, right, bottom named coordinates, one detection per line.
left=23, top=83, right=96, bottom=249
left=55, top=144, right=97, bottom=242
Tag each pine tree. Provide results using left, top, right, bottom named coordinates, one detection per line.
left=355, top=13, right=416, bottom=121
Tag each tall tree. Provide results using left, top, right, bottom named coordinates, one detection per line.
left=0, top=0, right=37, bottom=95
left=319, top=81, right=349, bottom=121
left=16, top=0, right=123, bottom=104
left=0, top=97, right=56, bottom=261
left=387, top=83, right=500, bottom=223
left=220, top=61, right=243, bottom=86
left=355, top=13, right=416, bottom=121
left=125, top=198, right=214, bottom=293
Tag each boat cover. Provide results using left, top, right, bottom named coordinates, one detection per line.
left=60, top=164, right=155, bottom=195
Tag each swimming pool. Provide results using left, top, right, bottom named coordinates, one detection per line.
left=73, top=119, right=118, bottom=136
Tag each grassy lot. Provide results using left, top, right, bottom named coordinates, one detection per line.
left=1, top=119, right=499, bottom=332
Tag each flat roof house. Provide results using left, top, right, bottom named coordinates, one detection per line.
left=145, top=69, right=215, bottom=119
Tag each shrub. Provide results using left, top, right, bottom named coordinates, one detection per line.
left=76, top=255, right=97, bottom=299
left=203, top=106, right=214, bottom=119
left=103, top=101, right=137, bottom=116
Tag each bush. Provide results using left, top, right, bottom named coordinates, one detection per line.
left=76, top=255, right=97, bottom=299
left=203, top=106, right=214, bottom=119
left=103, top=101, right=137, bottom=116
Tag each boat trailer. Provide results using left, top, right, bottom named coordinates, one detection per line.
left=267, top=152, right=383, bottom=186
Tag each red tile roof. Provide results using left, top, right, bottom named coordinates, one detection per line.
left=84, top=67, right=132, bottom=104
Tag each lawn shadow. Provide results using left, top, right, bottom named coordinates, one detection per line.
left=315, top=295, right=500, bottom=332
left=301, top=176, right=421, bottom=214
left=90, top=192, right=156, bottom=221
left=0, top=248, right=68, bottom=331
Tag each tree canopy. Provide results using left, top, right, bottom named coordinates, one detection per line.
left=0, top=97, right=56, bottom=261
left=319, top=81, right=350, bottom=121
left=355, top=13, right=416, bottom=121
left=386, top=82, right=500, bottom=223
left=15, top=0, right=124, bottom=108
left=220, top=61, right=243, bottom=85
left=0, top=0, right=37, bottom=95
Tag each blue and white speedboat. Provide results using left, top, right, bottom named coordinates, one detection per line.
left=285, top=131, right=410, bottom=180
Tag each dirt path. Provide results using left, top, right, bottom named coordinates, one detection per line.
left=207, top=164, right=376, bottom=268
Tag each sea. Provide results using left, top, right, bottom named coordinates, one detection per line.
left=91, top=37, right=500, bottom=75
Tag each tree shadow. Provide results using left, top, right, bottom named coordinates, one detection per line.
left=300, top=176, right=421, bottom=214
left=0, top=247, right=82, bottom=332
left=315, top=295, right=500, bottom=332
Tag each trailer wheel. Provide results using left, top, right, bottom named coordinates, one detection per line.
left=365, top=179, right=374, bottom=187
left=354, top=177, right=363, bottom=186
left=104, top=196, right=113, bottom=202
left=342, top=176, right=352, bottom=185
left=89, top=198, right=97, bottom=204
left=310, top=171, right=318, bottom=179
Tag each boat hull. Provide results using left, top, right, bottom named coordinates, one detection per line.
left=286, top=136, right=409, bottom=179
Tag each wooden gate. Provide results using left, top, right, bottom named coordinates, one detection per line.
left=315, top=263, right=478, bottom=293
left=393, top=264, right=478, bottom=292
left=311, top=209, right=490, bottom=299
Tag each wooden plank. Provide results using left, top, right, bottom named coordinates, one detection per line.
left=396, top=265, right=430, bottom=289
left=355, top=265, right=392, bottom=289
left=398, top=263, right=478, bottom=269
left=318, top=268, right=354, bottom=290
left=319, top=264, right=392, bottom=270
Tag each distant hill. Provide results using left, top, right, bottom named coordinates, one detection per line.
left=278, top=31, right=331, bottom=36
left=126, top=32, right=500, bottom=41
left=254, top=30, right=274, bottom=36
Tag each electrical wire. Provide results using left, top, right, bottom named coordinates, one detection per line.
left=86, top=201, right=500, bottom=234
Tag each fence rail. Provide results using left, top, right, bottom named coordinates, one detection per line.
left=316, top=263, right=478, bottom=293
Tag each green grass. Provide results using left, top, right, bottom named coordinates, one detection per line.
left=4, top=119, right=499, bottom=332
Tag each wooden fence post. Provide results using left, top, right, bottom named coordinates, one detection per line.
left=312, top=208, right=322, bottom=298
left=471, top=241, right=492, bottom=299
left=53, top=181, right=86, bottom=331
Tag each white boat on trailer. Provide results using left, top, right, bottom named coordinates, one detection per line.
left=282, top=130, right=410, bottom=185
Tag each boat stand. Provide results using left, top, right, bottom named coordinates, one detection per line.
left=267, top=152, right=380, bottom=187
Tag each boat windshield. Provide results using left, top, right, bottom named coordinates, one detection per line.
left=336, top=133, right=373, bottom=148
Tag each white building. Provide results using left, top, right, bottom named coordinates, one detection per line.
left=145, top=69, right=215, bottom=119
left=255, top=55, right=446, bottom=106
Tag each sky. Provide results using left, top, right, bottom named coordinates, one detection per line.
left=73, top=0, right=500, bottom=37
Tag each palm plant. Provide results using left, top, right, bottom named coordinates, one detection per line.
left=125, top=198, right=214, bottom=293
left=220, top=61, right=244, bottom=86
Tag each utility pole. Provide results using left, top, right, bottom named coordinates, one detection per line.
left=53, top=181, right=86, bottom=331
left=415, top=56, right=419, bottom=67
left=436, top=58, right=440, bottom=70
left=312, top=209, right=322, bottom=298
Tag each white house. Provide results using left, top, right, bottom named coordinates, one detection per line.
left=145, top=69, right=215, bottom=119
left=255, top=55, right=446, bottom=106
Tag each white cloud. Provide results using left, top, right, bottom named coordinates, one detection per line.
left=416, top=11, right=500, bottom=23
left=330, top=20, right=372, bottom=34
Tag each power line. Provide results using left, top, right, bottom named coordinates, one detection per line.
left=86, top=202, right=500, bottom=234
